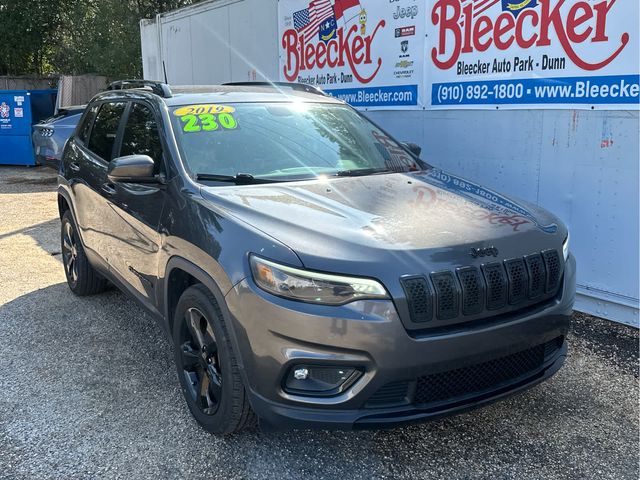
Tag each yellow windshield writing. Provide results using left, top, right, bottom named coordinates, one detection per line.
left=174, top=104, right=236, bottom=116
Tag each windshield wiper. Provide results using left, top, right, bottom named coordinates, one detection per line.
left=334, top=168, right=394, bottom=178
left=195, top=173, right=281, bottom=185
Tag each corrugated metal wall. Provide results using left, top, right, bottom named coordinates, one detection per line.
left=140, top=0, right=640, bottom=326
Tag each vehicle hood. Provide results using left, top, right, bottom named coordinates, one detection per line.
left=200, top=169, right=565, bottom=275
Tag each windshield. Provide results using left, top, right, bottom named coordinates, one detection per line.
left=170, top=102, right=423, bottom=182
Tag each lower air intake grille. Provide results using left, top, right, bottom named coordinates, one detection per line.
left=366, top=381, right=410, bottom=407
left=401, top=277, right=433, bottom=323
left=544, top=336, right=564, bottom=359
left=414, top=342, right=549, bottom=406
left=366, top=337, right=564, bottom=409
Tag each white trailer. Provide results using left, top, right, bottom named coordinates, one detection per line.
left=141, top=0, right=639, bottom=326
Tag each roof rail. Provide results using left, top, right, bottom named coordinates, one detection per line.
left=222, top=81, right=328, bottom=97
left=107, top=80, right=172, bottom=98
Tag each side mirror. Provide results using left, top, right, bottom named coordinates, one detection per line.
left=108, top=155, right=156, bottom=183
left=402, top=142, right=422, bottom=158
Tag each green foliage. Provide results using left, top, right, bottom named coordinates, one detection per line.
left=0, top=0, right=199, bottom=77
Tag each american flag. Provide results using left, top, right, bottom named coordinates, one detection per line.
left=293, top=0, right=335, bottom=41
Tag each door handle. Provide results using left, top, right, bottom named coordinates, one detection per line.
left=101, top=183, right=117, bottom=195
left=69, top=162, right=80, bottom=172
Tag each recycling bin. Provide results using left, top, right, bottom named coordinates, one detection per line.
left=0, top=89, right=57, bottom=166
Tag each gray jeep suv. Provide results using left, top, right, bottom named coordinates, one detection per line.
left=57, top=80, right=575, bottom=434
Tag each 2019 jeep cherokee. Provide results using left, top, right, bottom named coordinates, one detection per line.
left=57, top=80, right=575, bottom=434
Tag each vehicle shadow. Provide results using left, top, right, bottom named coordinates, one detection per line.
left=0, top=166, right=59, bottom=194
left=0, top=218, right=63, bottom=257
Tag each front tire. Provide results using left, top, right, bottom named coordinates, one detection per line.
left=173, top=284, right=255, bottom=435
left=60, top=210, right=108, bottom=296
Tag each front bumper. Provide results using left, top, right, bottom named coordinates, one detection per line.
left=224, top=255, right=576, bottom=430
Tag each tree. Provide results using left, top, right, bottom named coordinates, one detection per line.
left=0, top=0, right=66, bottom=75
left=0, top=0, right=200, bottom=77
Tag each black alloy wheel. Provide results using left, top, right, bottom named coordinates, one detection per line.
left=60, top=210, right=108, bottom=296
left=173, top=284, right=255, bottom=434
left=62, top=219, right=79, bottom=285
left=179, top=307, right=223, bottom=415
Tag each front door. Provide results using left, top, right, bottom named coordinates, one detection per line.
left=102, top=101, right=167, bottom=310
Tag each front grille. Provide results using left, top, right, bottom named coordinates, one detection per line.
left=457, top=267, right=484, bottom=316
left=482, top=262, right=508, bottom=310
left=401, top=249, right=563, bottom=326
left=430, top=271, right=459, bottom=320
left=542, top=250, right=561, bottom=293
left=367, top=337, right=564, bottom=409
left=401, top=277, right=433, bottom=323
left=504, top=259, right=528, bottom=304
left=524, top=253, right=546, bottom=298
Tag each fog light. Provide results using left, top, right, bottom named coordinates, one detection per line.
left=284, top=365, right=362, bottom=397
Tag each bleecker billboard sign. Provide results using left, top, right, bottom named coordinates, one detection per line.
left=278, top=0, right=426, bottom=109
left=426, top=0, right=640, bottom=109
left=278, top=0, right=639, bottom=110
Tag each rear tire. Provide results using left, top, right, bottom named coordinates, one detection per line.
left=173, top=284, right=256, bottom=435
left=60, top=210, right=108, bottom=296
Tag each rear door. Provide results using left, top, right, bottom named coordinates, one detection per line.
left=68, top=101, right=127, bottom=268
left=102, top=101, right=167, bottom=309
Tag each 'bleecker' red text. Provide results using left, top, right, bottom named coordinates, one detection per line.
left=282, top=21, right=385, bottom=83
left=431, top=0, right=629, bottom=71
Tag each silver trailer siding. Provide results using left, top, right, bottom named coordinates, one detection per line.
left=141, top=0, right=279, bottom=85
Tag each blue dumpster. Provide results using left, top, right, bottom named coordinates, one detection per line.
left=0, top=89, right=57, bottom=166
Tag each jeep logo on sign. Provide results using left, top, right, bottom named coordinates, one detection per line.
left=470, top=247, right=500, bottom=258
left=394, top=5, right=418, bottom=20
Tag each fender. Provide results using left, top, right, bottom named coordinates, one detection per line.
left=161, top=255, right=252, bottom=389
left=161, top=256, right=233, bottom=324
left=57, top=186, right=91, bottom=254
left=57, top=186, right=77, bottom=231
left=56, top=185, right=109, bottom=273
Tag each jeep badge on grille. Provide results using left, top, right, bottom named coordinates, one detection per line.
left=470, top=247, right=499, bottom=258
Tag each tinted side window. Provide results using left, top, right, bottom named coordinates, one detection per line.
left=87, top=102, right=126, bottom=161
left=120, top=103, right=163, bottom=171
left=77, top=104, right=99, bottom=143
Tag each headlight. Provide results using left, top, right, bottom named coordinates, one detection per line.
left=562, top=232, right=570, bottom=261
left=250, top=255, right=389, bottom=305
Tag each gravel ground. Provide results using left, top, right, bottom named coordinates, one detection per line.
left=0, top=166, right=638, bottom=480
